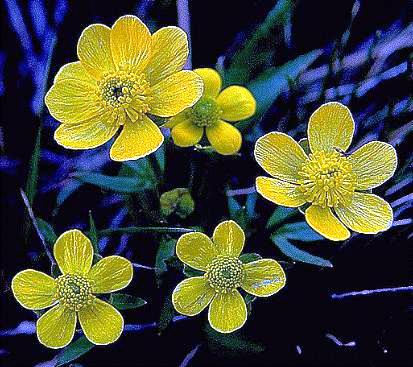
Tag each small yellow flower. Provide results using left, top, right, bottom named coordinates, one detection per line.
left=172, top=220, right=286, bottom=333
left=164, top=68, right=256, bottom=155
left=45, top=15, right=203, bottom=161
left=254, top=102, right=398, bottom=241
left=11, top=230, right=133, bottom=348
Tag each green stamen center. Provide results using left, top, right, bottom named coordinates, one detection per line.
left=189, top=97, right=221, bottom=127
left=205, top=255, right=244, bottom=293
left=56, top=274, right=93, bottom=311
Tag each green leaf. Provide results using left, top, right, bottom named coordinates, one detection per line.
left=110, top=293, right=147, bottom=310
left=158, top=295, right=175, bottom=334
left=36, top=218, right=57, bottom=247
left=25, top=125, right=42, bottom=205
left=73, top=172, right=147, bottom=193
left=155, top=236, right=176, bottom=284
left=227, top=196, right=249, bottom=230
left=266, top=207, right=296, bottom=229
left=55, top=336, right=94, bottom=366
left=88, top=211, right=99, bottom=254
left=239, top=253, right=262, bottom=264
left=276, top=222, right=324, bottom=242
left=183, top=264, right=204, bottom=278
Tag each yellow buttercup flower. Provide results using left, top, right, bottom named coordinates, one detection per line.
left=254, top=102, right=397, bottom=241
left=45, top=15, right=203, bottom=161
left=164, top=68, right=256, bottom=155
left=172, top=220, right=286, bottom=333
left=11, top=230, right=133, bottom=348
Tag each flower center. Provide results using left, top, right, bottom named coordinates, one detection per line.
left=56, top=274, right=93, bottom=311
left=298, top=151, right=356, bottom=208
left=205, top=255, right=244, bottom=293
left=189, top=97, right=221, bottom=127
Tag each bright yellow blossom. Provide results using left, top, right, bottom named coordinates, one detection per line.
left=254, top=102, right=397, bottom=241
left=172, top=220, right=286, bottom=333
left=45, top=15, right=203, bottom=161
left=164, top=68, right=256, bottom=155
left=11, top=230, right=133, bottom=348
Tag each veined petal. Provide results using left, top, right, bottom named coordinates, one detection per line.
left=149, top=70, right=203, bottom=117
left=171, top=120, right=203, bottom=147
left=146, top=26, right=188, bottom=85
left=212, top=220, right=245, bottom=257
left=254, top=132, right=307, bottom=183
left=163, top=112, right=188, bottom=129
left=88, top=256, right=133, bottom=294
left=12, top=270, right=57, bottom=310
left=308, top=102, right=354, bottom=153
left=256, top=176, right=306, bottom=207
left=195, top=68, right=222, bottom=98
left=37, top=304, right=76, bottom=349
left=53, top=229, right=93, bottom=275
left=172, top=276, right=215, bottom=316
left=110, top=15, right=151, bottom=73
left=176, top=232, right=218, bottom=271
left=77, top=24, right=115, bottom=79
left=208, top=291, right=247, bottom=333
left=242, top=259, right=286, bottom=297
left=110, top=116, right=164, bottom=161
left=305, top=205, right=350, bottom=241
left=206, top=120, right=242, bottom=155
left=54, top=62, right=94, bottom=84
left=78, top=298, right=123, bottom=345
left=217, top=86, right=256, bottom=122
left=335, top=193, right=393, bottom=234
left=348, top=141, right=397, bottom=190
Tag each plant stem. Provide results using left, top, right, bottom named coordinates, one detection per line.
left=331, top=285, right=413, bottom=299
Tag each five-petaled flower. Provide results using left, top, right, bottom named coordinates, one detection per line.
left=172, top=220, right=286, bottom=333
left=254, top=102, right=397, bottom=241
left=164, top=68, right=256, bottom=155
left=45, top=15, right=203, bottom=161
left=11, top=230, right=133, bottom=348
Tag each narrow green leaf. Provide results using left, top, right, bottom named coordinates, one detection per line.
left=88, top=211, right=99, bottom=254
left=155, top=236, right=176, bottom=284
left=110, top=293, right=147, bottom=310
left=56, top=336, right=94, bottom=366
left=266, top=207, right=296, bottom=229
left=183, top=264, right=204, bottom=278
left=239, top=253, right=262, bottom=264
left=25, top=125, right=42, bottom=205
left=73, top=172, right=147, bottom=193
left=158, top=295, right=175, bottom=334
left=36, top=218, right=57, bottom=246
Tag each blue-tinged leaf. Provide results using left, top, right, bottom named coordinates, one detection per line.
left=276, top=222, right=324, bottom=242
left=56, top=179, right=82, bottom=208
left=55, top=336, right=94, bottom=366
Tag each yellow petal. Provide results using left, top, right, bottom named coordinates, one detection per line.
left=208, top=291, right=247, bottom=333
left=149, top=70, right=203, bottom=117
left=171, top=120, right=203, bottom=147
left=110, top=116, right=164, bottom=161
left=77, top=24, right=115, bottom=79
left=256, top=176, right=306, bottom=207
left=206, top=120, right=242, bottom=155
left=254, top=132, right=307, bottom=183
left=308, top=102, right=354, bottom=153
left=163, top=112, right=188, bottom=129
left=176, top=232, right=218, bottom=271
left=146, top=26, right=188, bottom=85
left=37, top=304, right=76, bottom=349
left=54, top=62, right=93, bottom=84
left=53, top=229, right=93, bottom=275
left=194, top=68, right=222, bottom=98
left=348, top=141, right=397, bottom=190
left=217, top=86, right=256, bottom=122
left=110, top=15, right=151, bottom=73
left=88, top=256, right=133, bottom=294
left=305, top=205, right=350, bottom=241
left=242, top=259, right=286, bottom=297
left=12, top=270, right=57, bottom=310
left=335, top=193, right=393, bottom=234
left=212, top=220, right=245, bottom=257
left=78, top=298, right=123, bottom=345
left=172, top=276, right=215, bottom=316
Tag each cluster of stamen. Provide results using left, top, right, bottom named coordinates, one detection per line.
left=188, top=97, right=222, bottom=127
left=205, top=255, right=244, bottom=293
left=56, top=274, right=93, bottom=311
left=298, top=150, right=356, bottom=208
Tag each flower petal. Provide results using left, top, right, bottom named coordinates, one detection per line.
left=308, top=102, right=354, bottom=153
left=88, top=256, right=133, bottom=294
left=254, top=132, right=307, bottom=183
left=12, top=270, right=57, bottom=310
left=171, top=120, right=203, bottom=147
left=217, top=86, right=256, bottom=122
left=172, top=276, right=215, bottom=316
left=208, top=291, right=247, bottom=333
left=176, top=232, right=218, bottom=271
left=145, top=26, right=188, bottom=85
left=256, top=176, right=306, bottom=207
left=78, top=298, right=123, bottom=345
left=149, top=70, right=203, bottom=117
left=348, top=141, right=397, bottom=190
left=305, top=205, right=350, bottom=241
left=110, top=15, right=151, bottom=73
left=54, top=62, right=93, bottom=84
left=206, top=120, right=242, bottom=155
left=335, top=193, right=393, bottom=234
left=37, top=304, right=76, bottom=349
left=53, top=229, right=93, bottom=275
left=110, top=116, right=164, bottom=161
left=212, top=220, right=245, bottom=257
left=242, top=259, right=286, bottom=297
left=77, top=24, right=115, bottom=79
left=194, top=68, right=222, bottom=98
